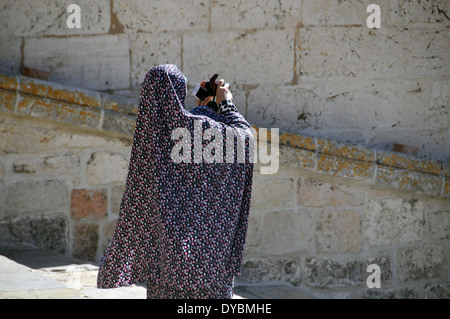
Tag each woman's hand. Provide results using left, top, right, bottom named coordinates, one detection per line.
left=216, top=79, right=232, bottom=105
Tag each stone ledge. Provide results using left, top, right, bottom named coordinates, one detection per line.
left=0, top=73, right=137, bottom=135
left=0, top=73, right=448, bottom=198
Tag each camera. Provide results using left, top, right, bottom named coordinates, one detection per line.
left=192, top=74, right=219, bottom=101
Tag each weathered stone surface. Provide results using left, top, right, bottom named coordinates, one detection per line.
left=250, top=175, right=295, bottom=210
left=129, top=33, right=182, bottom=88
left=375, top=165, right=443, bottom=196
left=314, top=208, right=362, bottom=253
left=364, top=199, right=426, bottom=246
left=110, top=185, right=125, bottom=215
left=304, top=256, right=392, bottom=288
left=386, top=0, right=450, bottom=25
left=0, top=121, right=57, bottom=154
left=72, top=224, right=99, bottom=261
left=24, top=35, right=130, bottom=90
left=100, top=219, right=117, bottom=255
left=376, top=150, right=442, bottom=176
left=239, top=256, right=302, bottom=286
left=424, top=283, right=450, bottom=299
left=363, top=288, right=419, bottom=299
left=302, top=0, right=368, bottom=26
left=19, top=76, right=102, bottom=109
left=247, top=84, right=323, bottom=132
left=298, top=25, right=450, bottom=80
left=297, top=177, right=364, bottom=207
left=183, top=30, right=294, bottom=85
left=3, top=180, right=68, bottom=216
left=244, top=213, right=262, bottom=250
left=279, top=146, right=317, bottom=171
left=12, top=153, right=80, bottom=176
left=0, top=215, right=67, bottom=252
left=211, top=0, right=302, bottom=29
left=102, top=110, right=136, bottom=136
left=0, top=36, right=22, bottom=75
left=427, top=210, right=450, bottom=240
left=0, top=90, right=17, bottom=113
left=279, top=132, right=316, bottom=151
left=100, top=92, right=138, bottom=115
left=317, top=154, right=375, bottom=181
left=317, top=138, right=375, bottom=162
left=113, top=0, right=209, bottom=32
left=260, top=209, right=314, bottom=255
left=0, top=0, right=110, bottom=37
left=397, top=243, right=446, bottom=282
left=56, top=131, right=131, bottom=150
left=86, top=152, right=129, bottom=186
left=70, top=189, right=108, bottom=220
left=16, top=94, right=102, bottom=129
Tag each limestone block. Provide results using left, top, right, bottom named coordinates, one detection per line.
left=113, top=0, right=209, bottom=32
left=314, top=208, right=362, bottom=253
left=12, top=153, right=80, bottom=177
left=250, top=175, right=295, bottom=210
left=424, top=283, right=450, bottom=299
left=0, top=0, right=110, bottom=37
left=110, top=185, right=126, bottom=215
left=3, top=180, right=68, bottom=216
left=259, top=209, right=314, bottom=255
left=302, top=0, right=369, bottom=26
left=24, top=35, right=130, bottom=91
left=297, top=178, right=364, bottom=207
left=239, top=256, right=302, bottom=286
left=0, top=36, right=22, bottom=75
left=1, top=215, right=67, bottom=252
left=364, top=199, right=426, bottom=246
left=72, top=223, right=99, bottom=261
left=397, top=243, right=446, bottom=282
left=70, top=189, right=108, bottom=220
left=304, top=256, right=391, bottom=288
left=431, top=80, right=450, bottom=111
left=129, top=33, right=182, bottom=88
left=0, top=121, right=57, bottom=154
left=86, top=152, right=129, bottom=186
left=298, top=25, right=450, bottom=80
left=183, top=30, right=294, bottom=85
left=387, top=0, right=450, bottom=25
left=427, top=210, right=450, bottom=240
left=211, top=0, right=302, bottom=29
left=100, top=219, right=118, bottom=255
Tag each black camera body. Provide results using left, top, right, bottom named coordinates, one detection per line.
left=192, top=74, right=219, bottom=101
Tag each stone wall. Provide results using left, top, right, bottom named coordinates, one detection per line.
left=0, top=0, right=449, bottom=162
left=0, top=73, right=449, bottom=298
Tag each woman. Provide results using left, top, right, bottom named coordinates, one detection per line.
left=97, top=64, right=254, bottom=299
